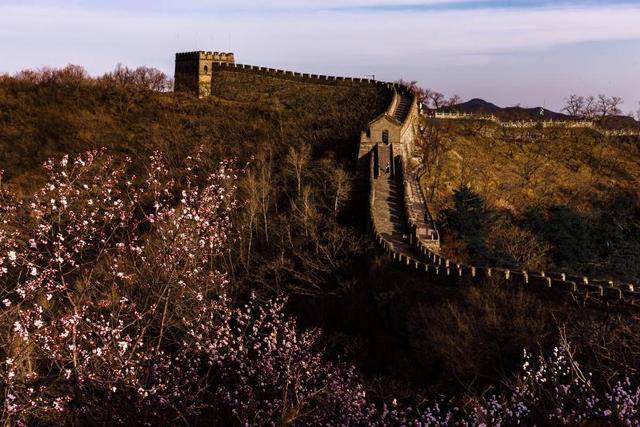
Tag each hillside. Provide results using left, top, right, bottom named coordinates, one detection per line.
left=420, top=117, right=640, bottom=283
left=2, top=68, right=640, bottom=424
left=0, top=72, right=388, bottom=191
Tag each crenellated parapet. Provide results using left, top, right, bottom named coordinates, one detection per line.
left=174, top=51, right=236, bottom=97
left=209, top=61, right=391, bottom=87
left=175, top=51, right=235, bottom=62
left=175, top=49, right=408, bottom=97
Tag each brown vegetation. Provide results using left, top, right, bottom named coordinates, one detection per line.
left=2, top=66, right=640, bottom=417
left=419, top=117, right=640, bottom=282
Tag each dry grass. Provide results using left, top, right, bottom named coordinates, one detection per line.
left=424, top=120, right=640, bottom=215
left=421, top=119, right=640, bottom=281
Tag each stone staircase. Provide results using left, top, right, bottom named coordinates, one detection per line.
left=400, top=158, right=440, bottom=252
left=393, top=92, right=412, bottom=122
left=369, top=92, right=427, bottom=261
left=371, top=144, right=414, bottom=257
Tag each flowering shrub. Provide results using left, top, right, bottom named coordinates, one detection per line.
left=469, top=341, right=640, bottom=426
left=1, top=150, right=639, bottom=425
left=0, top=150, right=239, bottom=424
left=0, top=151, right=406, bottom=426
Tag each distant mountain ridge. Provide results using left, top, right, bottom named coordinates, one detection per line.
left=441, top=98, right=568, bottom=120
left=440, top=98, right=640, bottom=129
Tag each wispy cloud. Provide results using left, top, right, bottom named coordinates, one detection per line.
left=6, top=0, right=639, bottom=14
left=331, top=0, right=640, bottom=12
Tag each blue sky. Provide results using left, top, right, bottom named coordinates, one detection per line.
left=1, top=0, right=639, bottom=112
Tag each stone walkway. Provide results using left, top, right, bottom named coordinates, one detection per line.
left=372, top=145, right=414, bottom=257
left=405, top=167, right=439, bottom=245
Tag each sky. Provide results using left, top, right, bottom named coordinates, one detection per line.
left=0, top=0, right=639, bottom=112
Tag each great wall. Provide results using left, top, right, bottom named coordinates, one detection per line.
left=433, top=111, right=640, bottom=137
left=176, top=51, right=640, bottom=309
left=363, top=87, right=640, bottom=309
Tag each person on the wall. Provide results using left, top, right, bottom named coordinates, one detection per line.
left=385, top=162, right=390, bottom=174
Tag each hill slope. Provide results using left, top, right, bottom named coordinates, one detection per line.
left=3, top=69, right=640, bottom=420
left=421, top=117, right=640, bottom=282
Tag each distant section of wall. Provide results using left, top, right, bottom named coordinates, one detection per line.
left=209, top=62, right=400, bottom=105
left=368, top=144, right=640, bottom=310
left=432, top=112, right=640, bottom=136
left=210, top=62, right=389, bottom=89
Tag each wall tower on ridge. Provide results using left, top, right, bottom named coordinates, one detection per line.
left=174, top=51, right=235, bottom=98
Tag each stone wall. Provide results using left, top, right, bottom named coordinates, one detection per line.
left=210, top=62, right=392, bottom=88
left=370, top=147, right=640, bottom=309
left=432, top=112, right=640, bottom=136
left=364, top=84, right=640, bottom=309
left=182, top=54, right=640, bottom=309
left=208, top=62, right=403, bottom=105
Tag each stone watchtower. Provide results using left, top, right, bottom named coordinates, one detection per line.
left=174, top=51, right=235, bottom=98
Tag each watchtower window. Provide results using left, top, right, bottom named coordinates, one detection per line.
left=203, top=65, right=209, bottom=74
left=382, top=129, right=389, bottom=144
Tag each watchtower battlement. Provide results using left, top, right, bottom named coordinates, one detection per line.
left=176, top=51, right=235, bottom=62
left=174, top=51, right=235, bottom=97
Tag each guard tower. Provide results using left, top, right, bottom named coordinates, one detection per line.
left=174, top=51, right=235, bottom=98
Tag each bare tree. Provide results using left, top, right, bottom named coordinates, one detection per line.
left=286, top=144, right=311, bottom=199
left=301, top=185, right=316, bottom=238
left=562, top=94, right=585, bottom=117
left=332, top=168, right=351, bottom=217
left=487, top=221, right=551, bottom=271
left=133, top=66, right=172, bottom=92
left=428, top=91, right=446, bottom=110
left=241, top=170, right=261, bottom=262
left=101, top=64, right=172, bottom=91
left=582, top=95, right=597, bottom=119
left=256, top=150, right=273, bottom=242
left=419, top=88, right=435, bottom=109
left=596, top=94, right=623, bottom=118
left=610, top=96, right=624, bottom=116
left=561, top=94, right=622, bottom=119
left=447, top=94, right=462, bottom=108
